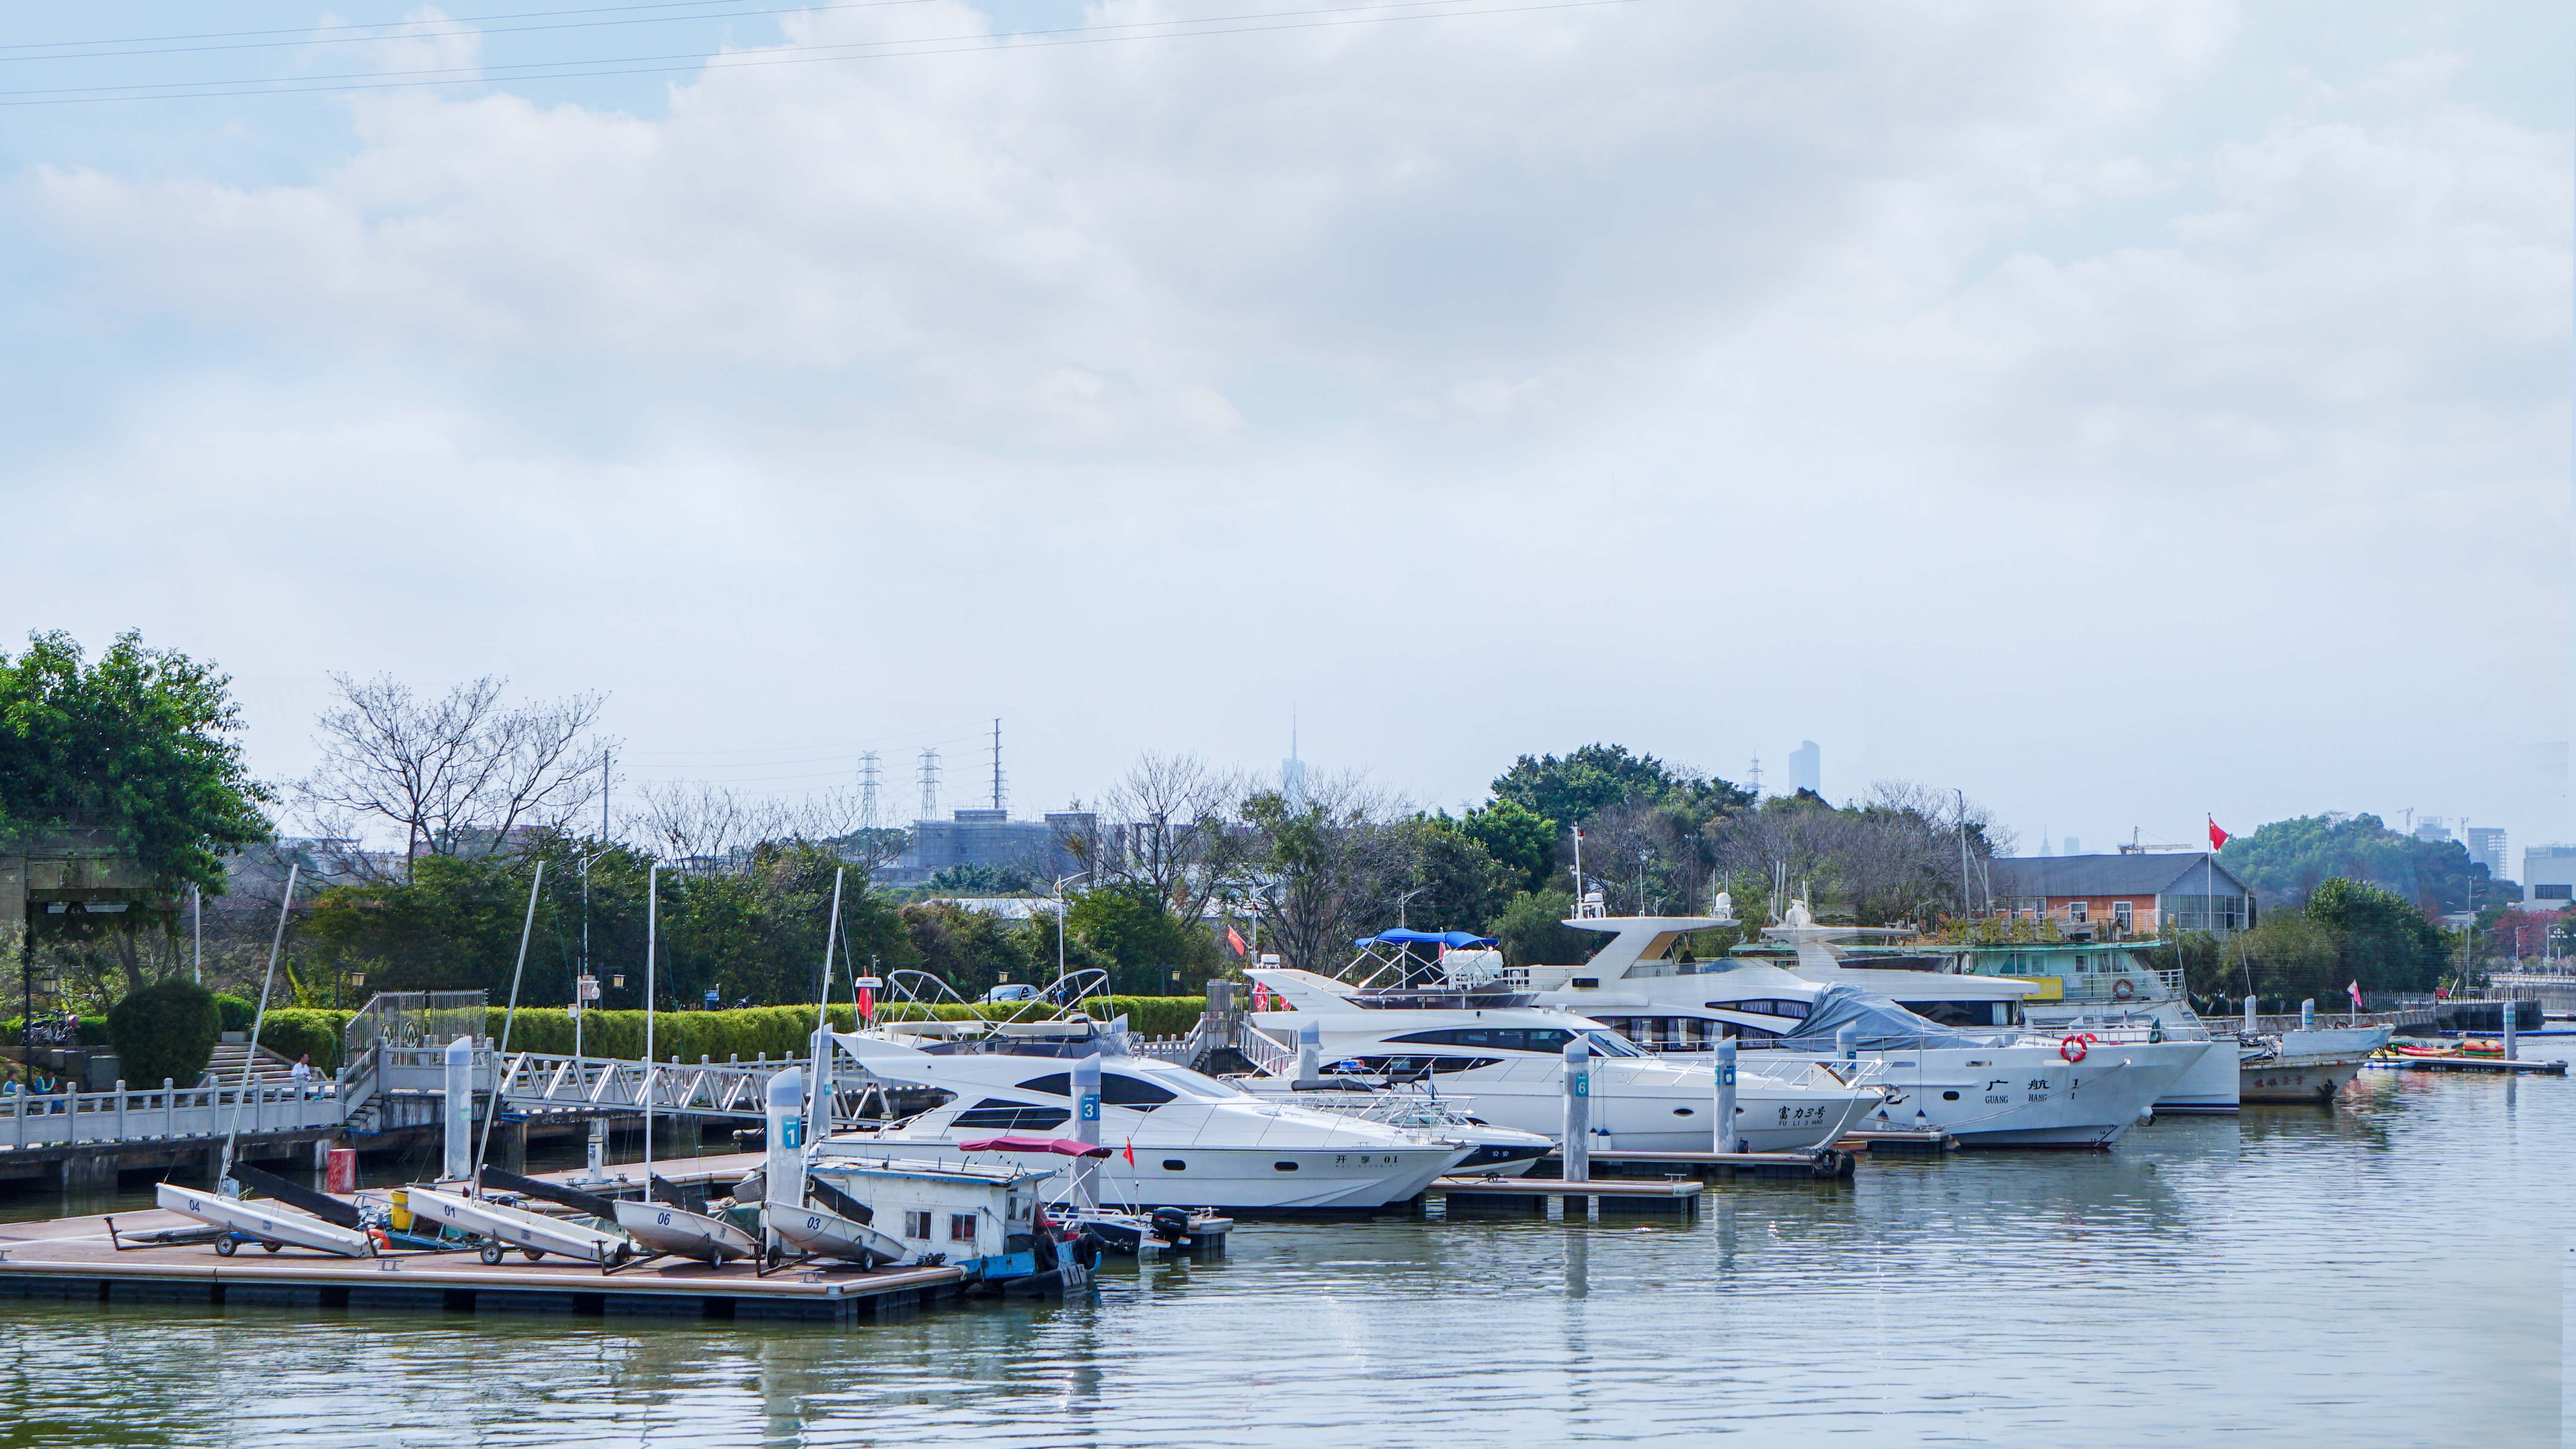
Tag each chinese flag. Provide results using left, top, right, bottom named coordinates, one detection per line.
left=856, top=984, right=875, bottom=1022
left=1225, top=926, right=1248, bottom=957
left=1123, top=1140, right=1136, bottom=1167
left=2208, top=818, right=2230, bottom=851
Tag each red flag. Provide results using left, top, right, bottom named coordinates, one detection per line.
left=2348, top=980, right=2363, bottom=1011
left=857, top=984, right=875, bottom=1022
left=2208, top=818, right=2231, bottom=851
left=1225, top=926, right=1248, bottom=957
left=1122, top=1140, right=1136, bottom=1167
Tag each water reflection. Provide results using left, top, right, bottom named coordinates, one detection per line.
left=0, top=1073, right=2561, bottom=1446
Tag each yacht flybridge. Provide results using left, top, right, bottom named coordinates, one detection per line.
left=1240, top=934, right=1886, bottom=1154
left=1506, top=900, right=2217, bottom=1146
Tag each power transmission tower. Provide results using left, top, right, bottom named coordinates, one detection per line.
left=990, top=718, right=1006, bottom=813
left=857, top=752, right=881, bottom=831
left=918, top=749, right=941, bottom=821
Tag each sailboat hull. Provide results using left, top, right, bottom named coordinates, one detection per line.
left=155, top=1182, right=374, bottom=1258
left=613, top=1197, right=758, bottom=1263
left=406, top=1188, right=628, bottom=1265
left=766, top=1199, right=907, bottom=1266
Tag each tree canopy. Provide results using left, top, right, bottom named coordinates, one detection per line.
left=1489, top=743, right=1751, bottom=830
left=2219, top=813, right=2497, bottom=916
left=2221, top=875, right=2450, bottom=1004
left=0, top=630, right=270, bottom=895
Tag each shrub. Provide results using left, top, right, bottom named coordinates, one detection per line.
left=212, top=994, right=256, bottom=1033
left=259, top=1009, right=354, bottom=1074
left=106, top=979, right=221, bottom=1089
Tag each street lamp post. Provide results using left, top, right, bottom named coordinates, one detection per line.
left=1051, top=872, right=1089, bottom=982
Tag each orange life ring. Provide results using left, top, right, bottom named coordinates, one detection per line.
left=2113, top=979, right=2135, bottom=1001
left=2059, top=1036, right=2089, bottom=1064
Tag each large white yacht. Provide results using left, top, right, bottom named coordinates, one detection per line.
left=823, top=1031, right=1473, bottom=1212
left=1510, top=901, right=2215, bottom=1146
left=1239, top=959, right=1886, bottom=1153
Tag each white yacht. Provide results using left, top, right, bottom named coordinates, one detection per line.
left=1240, top=964, right=1886, bottom=1153
left=1511, top=902, right=2214, bottom=1147
left=826, top=1031, right=1472, bottom=1212
left=1893, top=938, right=2237, bottom=1113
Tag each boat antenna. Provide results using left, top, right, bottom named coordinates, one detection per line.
left=473, top=861, right=544, bottom=1193
left=642, top=861, right=659, bottom=1188
left=219, top=861, right=297, bottom=1194
left=808, top=868, right=844, bottom=1170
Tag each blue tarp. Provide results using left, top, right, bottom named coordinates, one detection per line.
left=1356, top=928, right=1499, bottom=949
left=1771, top=983, right=2014, bottom=1052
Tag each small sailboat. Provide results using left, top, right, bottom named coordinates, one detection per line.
left=155, top=1181, right=376, bottom=1259
left=765, top=1177, right=907, bottom=1271
left=405, top=1184, right=632, bottom=1268
left=613, top=1190, right=759, bottom=1264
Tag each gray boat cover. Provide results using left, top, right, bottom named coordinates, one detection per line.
left=1773, top=984, right=2014, bottom=1052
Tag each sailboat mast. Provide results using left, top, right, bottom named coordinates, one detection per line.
left=643, top=861, right=659, bottom=1185
left=810, top=868, right=844, bottom=1146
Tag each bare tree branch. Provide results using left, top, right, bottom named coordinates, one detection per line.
left=296, top=673, right=611, bottom=859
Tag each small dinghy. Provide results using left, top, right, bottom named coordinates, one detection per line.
left=406, top=1186, right=632, bottom=1268
left=764, top=1176, right=906, bottom=1272
left=155, top=1181, right=376, bottom=1259
left=613, top=1188, right=759, bottom=1265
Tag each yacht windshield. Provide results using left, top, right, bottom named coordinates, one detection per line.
left=1583, top=1031, right=1646, bottom=1058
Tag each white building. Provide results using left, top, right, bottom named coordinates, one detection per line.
left=2523, top=845, right=2576, bottom=913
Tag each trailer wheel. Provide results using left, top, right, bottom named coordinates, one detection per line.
left=522, top=1247, right=544, bottom=1262
left=214, top=1236, right=238, bottom=1257
left=480, top=1243, right=505, bottom=1266
left=261, top=1241, right=283, bottom=1254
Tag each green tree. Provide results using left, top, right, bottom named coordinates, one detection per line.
left=1490, top=743, right=1751, bottom=830
left=899, top=900, right=1039, bottom=996
left=1067, top=883, right=1196, bottom=994
left=1459, top=798, right=1558, bottom=895
left=2305, top=876, right=2449, bottom=993
left=1389, top=817, right=1516, bottom=937
left=2221, top=813, right=2499, bottom=917
left=1491, top=887, right=1597, bottom=967
left=0, top=631, right=272, bottom=991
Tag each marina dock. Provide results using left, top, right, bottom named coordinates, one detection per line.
left=0, top=1203, right=966, bottom=1323
left=1429, top=1176, right=1703, bottom=1218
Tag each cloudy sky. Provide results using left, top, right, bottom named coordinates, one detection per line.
left=3, top=0, right=2569, bottom=864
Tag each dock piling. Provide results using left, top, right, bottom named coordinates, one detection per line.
left=1561, top=1038, right=1592, bottom=1185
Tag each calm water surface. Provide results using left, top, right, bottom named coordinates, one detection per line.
left=0, top=1069, right=2561, bottom=1446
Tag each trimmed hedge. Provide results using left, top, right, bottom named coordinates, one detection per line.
left=211, top=995, right=1216, bottom=1075
left=107, top=980, right=221, bottom=1089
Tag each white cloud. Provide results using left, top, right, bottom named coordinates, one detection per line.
left=2, top=0, right=2567, bottom=851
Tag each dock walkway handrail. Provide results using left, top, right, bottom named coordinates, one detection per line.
left=3, top=1077, right=340, bottom=1151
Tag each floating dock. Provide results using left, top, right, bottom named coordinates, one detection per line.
left=1530, top=1147, right=1864, bottom=1182
left=2363, top=1055, right=2568, bottom=1076
left=0, top=1205, right=966, bottom=1322
left=1429, top=1176, right=1702, bottom=1218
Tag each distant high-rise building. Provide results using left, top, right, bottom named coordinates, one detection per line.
left=2465, top=826, right=2509, bottom=882
left=1789, top=741, right=1820, bottom=796
left=2064, top=837, right=2081, bottom=856
left=2524, top=844, right=2576, bottom=911
left=2413, top=815, right=2453, bottom=845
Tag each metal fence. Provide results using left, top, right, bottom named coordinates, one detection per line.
left=343, top=991, right=488, bottom=1058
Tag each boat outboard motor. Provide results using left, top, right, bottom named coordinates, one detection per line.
left=1149, top=1206, right=1191, bottom=1245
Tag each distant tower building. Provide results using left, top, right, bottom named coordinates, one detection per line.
left=1789, top=741, right=1820, bottom=796
left=1281, top=718, right=1308, bottom=812
left=2465, top=826, right=2509, bottom=882
left=2064, top=837, right=2081, bottom=856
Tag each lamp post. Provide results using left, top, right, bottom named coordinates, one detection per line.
left=1051, top=872, right=1089, bottom=982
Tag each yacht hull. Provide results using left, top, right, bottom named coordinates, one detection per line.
left=1824, top=1040, right=2207, bottom=1147
left=856, top=1138, right=1463, bottom=1212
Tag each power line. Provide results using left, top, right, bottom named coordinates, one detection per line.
left=0, top=0, right=776, bottom=52
left=0, top=0, right=1640, bottom=106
